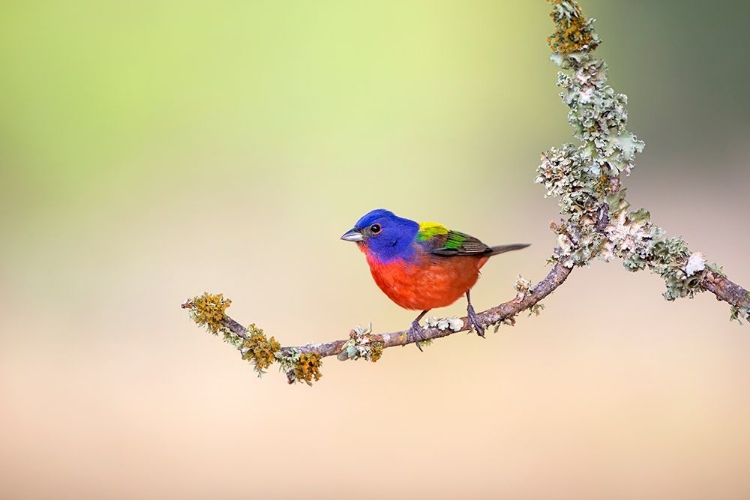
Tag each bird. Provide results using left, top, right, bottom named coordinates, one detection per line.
left=341, top=209, right=529, bottom=349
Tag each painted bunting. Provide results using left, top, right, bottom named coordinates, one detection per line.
left=341, top=209, right=529, bottom=348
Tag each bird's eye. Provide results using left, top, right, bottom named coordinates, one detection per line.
left=370, top=224, right=381, bottom=234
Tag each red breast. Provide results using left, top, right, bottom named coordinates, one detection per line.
left=364, top=251, right=489, bottom=311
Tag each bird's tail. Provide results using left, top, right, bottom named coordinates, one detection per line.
left=488, top=243, right=530, bottom=257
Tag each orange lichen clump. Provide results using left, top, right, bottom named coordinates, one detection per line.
left=368, top=338, right=384, bottom=362
left=294, top=352, right=322, bottom=385
left=547, top=0, right=595, bottom=55
left=242, top=325, right=281, bottom=373
left=189, top=292, right=232, bottom=335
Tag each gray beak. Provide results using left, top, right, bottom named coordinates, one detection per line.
left=340, top=228, right=364, bottom=242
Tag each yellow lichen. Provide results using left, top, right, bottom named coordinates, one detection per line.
left=189, top=292, right=231, bottom=335
left=547, top=0, right=595, bottom=55
left=594, top=172, right=610, bottom=195
left=369, top=338, right=384, bottom=363
left=241, top=324, right=281, bottom=374
left=294, top=352, right=323, bottom=385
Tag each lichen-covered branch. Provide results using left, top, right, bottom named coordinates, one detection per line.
left=181, top=262, right=571, bottom=384
left=539, top=0, right=749, bottom=322
left=181, top=0, right=750, bottom=385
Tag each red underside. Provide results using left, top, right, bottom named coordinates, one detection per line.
left=363, top=247, right=488, bottom=311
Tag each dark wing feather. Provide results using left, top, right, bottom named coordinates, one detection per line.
left=429, top=230, right=493, bottom=256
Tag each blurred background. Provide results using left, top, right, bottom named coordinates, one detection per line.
left=1, top=0, right=749, bottom=498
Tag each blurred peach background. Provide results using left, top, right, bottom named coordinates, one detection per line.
left=2, top=1, right=749, bottom=498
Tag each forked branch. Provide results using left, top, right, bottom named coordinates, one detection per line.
left=182, top=0, right=750, bottom=385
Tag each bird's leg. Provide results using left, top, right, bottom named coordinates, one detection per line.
left=408, top=310, right=430, bottom=351
left=466, top=290, right=485, bottom=338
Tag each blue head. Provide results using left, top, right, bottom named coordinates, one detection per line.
left=341, top=209, right=419, bottom=263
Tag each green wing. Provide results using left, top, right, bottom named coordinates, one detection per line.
left=431, top=230, right=492, bottom=256
left=417, top=222, right=491, bottom=256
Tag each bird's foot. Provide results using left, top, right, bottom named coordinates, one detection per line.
left=408, top=320, right=425, bottom=352
left=467, top=303, right=485, bottom=338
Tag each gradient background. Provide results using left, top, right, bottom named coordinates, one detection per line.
left=2, top=1, right=749, bottom=498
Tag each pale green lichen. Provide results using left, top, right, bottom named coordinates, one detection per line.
left=538, top=0, right=712, bottom=305
left=528, top=304, right=545, bottom=317
left=604, top=209, right=706, bottom=300
left=684, top=252, right=706, bottom=277
left=730, top=305, right=750, bottom=324
left=539, top=0, right=644, bottom=271
left=492, top=315, right=518, bottom=334
left=514, top=275, right=534, bottom=296
left=514, top=276, right=543, bottom=315
left=417, top=339, right=434, bottom=349
left=221, top=327, right=245, bottom=350
left=426, top=316, right=464, bottom=332
left=536, top=145, right=608, bottom=268
left=276, top=348, right=300, bottom=375
left=337, top=323, right=384, bottom=362
left=707, top=263, right=726, bottom=277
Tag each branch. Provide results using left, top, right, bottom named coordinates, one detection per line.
left=702, top=271, right=750, bottom=321
left=183, top=261, right=570, bottom=354
left=181, top=0, right=750, bottom=384
left=181, top=262, right=570, bottom=384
